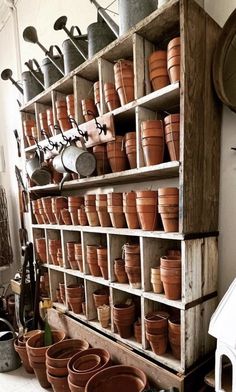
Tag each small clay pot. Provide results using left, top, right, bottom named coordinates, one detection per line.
left=168, top=318, right=181, bottom=359
left=97, top=305, right=110, bottom=328
left=113, top=303, right=135, bottom=338
left=151, top=267, right=163, bottom=293
left=146, top=331, right=168, bottom=355
left=93, top=145, right=110, bottom=175
left=104, top=82, right=120, bottom=111
left=93, top=289, right=109, bottom=308
left=144, top=312, right=169, bottom=334
left=114, top=259, right=128, bottom=283
left=78, top=206, right=88, bottom=226
left=134, top=321, right=142, bottom=344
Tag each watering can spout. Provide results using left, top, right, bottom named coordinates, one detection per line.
left=90, top=0, right=119, bottom=37
left=1, top=68, right=23, bottom=94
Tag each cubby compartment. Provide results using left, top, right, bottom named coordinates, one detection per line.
left=45, top=228, right=62, bottom=266
left=49, top=269, right=65, bottom=309
left=62, top=229, right=82, bottom=270
left=85, top=280, right=111, bottom=332
left=33, top=227, right=47, bottom=265
left=64, top=273, right=85, bottom=318
left=83, top=231, right=108, bottom=280
left=112, top=288, right=142, bottom=348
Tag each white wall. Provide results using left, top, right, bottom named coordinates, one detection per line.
left=0, top=0, right=236, bottom=298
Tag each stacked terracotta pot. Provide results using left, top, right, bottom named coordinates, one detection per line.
left=66, top=94, right=75, bottom=119
left=134, top=320, right=142, bottom=344
left=26, top=330, right=66, bottom=388
left=61, top=208, right=72, bottom=225
left=107, top=192, right=126, bottom=228
left=113, top=302, right=135, bottom=338
left=97, top=304, right=110, bottom=328
left=148, top=50, right=170, bottom=91
left=114, top=258, right=128, bottom=283
left=93, top=288, right=109, bottom=309
left=106, top=136, right=127, bottom=173
left=124, top=243, right=141, bottom=289
left=124, top=132, right=136, bottom=169
left=87, top=245, right=101, bottom=277
left=67, top=348, right=111, bottom=392
left=78, top=205, right=88, bottom=226
left=39, top=111, right=52, bottom=137
left=46, top=338, right=89, bottom=392
left=136, top=190, right=158, bottom=231
left=93, top=144, right=110, bottom=176
left=160, top=254, right=181, bottom=300
left=123, top=191, right=139, bottom=229
left=56, top=100, right=71, bottom=131
left=23, top=118, right=36, bottom=147
left=168, top=318, right=181, bottom=359
left=164, top=113, right=180, bottom=161
left=158, top=187, right=179, bottom=232
left=104, top=82, right=120, bottom=111
left=97, top=246, right=108, bottom=279
left=150, top=267, right=163, bottom=294
left=67, top=242, right=77, bottom=270
left=145, top=311, right=169, bottom=355
left=46, top=108, right=55, bottom=136
left=141, top=120, right=164, bottom=166
left=167, top=37, right=180, bottom=83
left=94, top=81, right=101, bottom=115
left=52, top=197, right=68, bottom=225
left=48, top=239, right=61, bottom=265
left=14, top=330, right=40, bottom=374
left=42, top=197, right=57, bottom=224
left=66, top=284, right=84, bottom=314
left=81, top=98, right=97, bottom=122
left=95, top=194, right=111, bottom=227
left=37, top=198, right=50, bottom=224
left=75, top=243, right=83, bottom=272
left=85, top=194, right=100, bottom=226
left=68, top=196, right=84, bottom=225
left=32, top=200, right=44, bottom=224
left=114, top=60, right=134, bottom=106
left=59, top=283, right=66, bottom=305
left=35, top=238, right=47, bottom=264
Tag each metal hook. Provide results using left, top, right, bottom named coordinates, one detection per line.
left=68, top=116, right=88, bottom=141
left=41, top=129, right=56, bottom=149
left=87, top=110, right=107, bottom=135
left=30, top=136, right=43, bottom=151
left=53, top=124, right=71, bottom=144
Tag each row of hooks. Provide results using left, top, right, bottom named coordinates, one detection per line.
left=29, top=112, right=107, bottom=153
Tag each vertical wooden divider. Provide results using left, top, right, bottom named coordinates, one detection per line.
left=98, top=58, right=115, bottom=115
left=51, top=90, right=59, bottom=130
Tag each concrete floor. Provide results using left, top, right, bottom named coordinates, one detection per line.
left=0, top=366, right=52, bottom=391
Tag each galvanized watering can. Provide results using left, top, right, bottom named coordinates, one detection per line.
left=26, top=151, right=51, bottom=186
left=0, top=318, right=20, bottom=372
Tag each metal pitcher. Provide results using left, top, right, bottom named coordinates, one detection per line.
left=24, top=59, right=44, bottom=88
left=87, top=14, right=117, bottom=58
left=22, top=61, right=44, bottom=102
left=26, top=152, right=51, bottom=186
left=41, top=46, right=65, bottom=88
left=0, top=318, right=21, bottom=372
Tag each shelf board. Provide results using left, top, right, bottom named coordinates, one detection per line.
left=29, top=161, right=179, bottom=193
left=85, top=274, right=110, bottom=287
left=143, top=291, right=184, bottom=310
left=110, top=282, right=142, bottom=297
left=33, top=224, right=183, bottom=240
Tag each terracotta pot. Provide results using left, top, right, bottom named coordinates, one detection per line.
left=47, top=371, right=70, bottom=392
left=159, top=212, right=179, bottom=232
left=93, top=145, right=110, bottom=175
left=144, top=312, right=169, bottom=334
left=94, top=81, right=101, bottom=115
left=114, top=259, right=128, bottom=283
left=168, top=318, right=181, bottom=359
left=151, top=267, right=163, bottom=293
left=61, top=209, right=72, bottom=225
left=106, top=137, right=127, bottom=173
left=149, top=50, right=167, bottom=66
left=164, top=113, right=180, bottom=161
left=85, top=365, right=148, bottom=392
left=81, top=99, right=97, bottom=122
left=160, top=256, right=181, bottom=269
left=146, top=331, right=168, bottom=355
left=67, top=348, right=111, bottom=387
left=114, top=60, right=134, bottom=105
left=46, top=108, right=55, bottom=135
left=125, top=265, right=141, bottom=289
left=104, top=82, right=120, bottom=111
left=108, top=209, right=127, bottom=228
left=66, top=94, right=75, bottom=118
left=93, top=289, right=109, bottom=308
left=113, top=303, right=135, bottom=338
left=160, top=266, right=181, bottom=300
left=97, top=305, right=110, bottom=328
left=136, top=190, right=158, bottom=231
left=97, top=247, right=108, bottom=279
left=134, top=321, right=142, bottom=344
left=46, top=339, right=89, bottom=369
left=149, top=67, right=170, bottom=91
left=167, top=37, right=180, bottom=83
left=72, top=354, right=101, bottom=373
left=85, top=207, right=100, bottom=227
left=14, top=339, right=34, bottom=373
left=78, top=207, right=88, bottom=226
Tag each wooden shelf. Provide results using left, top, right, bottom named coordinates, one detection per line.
left=29, top=161, right=179, bottom=193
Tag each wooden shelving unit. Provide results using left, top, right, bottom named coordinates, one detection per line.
left=22, top=0, right=222, bottom=384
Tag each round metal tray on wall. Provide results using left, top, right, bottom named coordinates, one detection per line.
left=213, top=9, right=236, bottom=112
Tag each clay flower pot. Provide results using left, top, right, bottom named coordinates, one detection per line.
left=46, top=371, right=70, bottom=392
left=95, top=194, right=112, bottom=227
left=151, top=267, right=163, bottom=293
left=167, top=37, right=181, bottom=83
left=114, top=259, right=128, bottom=283
left=164, top=113, right=180, bottom=161
left=84, top=195, right=100, bottom=227
left=114, top=60, right=134, bottom=105
left=93, top=145, right=110, bottom=176
left=124, top=132, right=137, bottom=169
left=35, top=238, right=47, bottom=264
left=141, top=120, right=164, bottom=166
left=144, top=312, right=169, bottom=335
left=125, top=265, right=141, bottom=289
left=107, top=192, right=126, bottom=228
left=123, top=192, right=140, bottom=229
left=61, top=209, right=72, bottom=225
left=14, top=338, right=34, bottom=373
left=134, top=321, right=142, bottom=344
left=56, top=100, right=71, bottom=132
left=97, top=305, right=110, bottom=328
left=85, top=365, right=148, bottom=392
left=66, top=94, right=75, bottom=118
left=168, top=318, right=181, bottom=359
left=87, top=244, right=101, bottom=277
left=158, top=187, right=179, bottom=232
left=97, top=246, right=108, bottom=279
left=67, top=348, right=111, bottom=388
left=81, top=99, right=98, bottom=122
left=94, top=81, right=101, bottom=115
left=146, top=331, right=168, bottom=355
left=67, top=284, right=84, bottom=314
left=104, top=82, right=120, bottom=111
left=46, top=108, right=55, bottom=136
left=106, top=136, right=127, bottom=173
left=113, top=303, right=135, bottom=338
left=149, top=51, right=169, bottom=91
left=48, top=239, right=62, bottom=265
left=74, top=243, right=83, bottom=272
left=78, top=206, right=88, bottom=226
left=39, top=111, right=51, bottom=137
left=160, top=263, right=181, bottom=300
left=136, top=190, right=158, bottom=231
left=93, top=288, right=109, bottom=308
left=72, top=354, right=101, bottom=372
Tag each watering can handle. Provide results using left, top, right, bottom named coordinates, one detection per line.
left=0, top=318, right=16, bottom=338
left=70, top=25, right=82, bottom=37
left=48, top=45, right=63, bottom=58
left=29, top=58, right=41, bottom=72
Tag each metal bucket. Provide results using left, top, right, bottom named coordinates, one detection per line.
left=88, top=20, right=117, bottom=58
left=119, top=0, right=158, bottom=35
left=62, top=38, right=87, bottom=74
left=22, top=71, right=44, bottom=102
left=0, top=318, right=21, bottom=372
left=41, top=56, right=63, bottom=88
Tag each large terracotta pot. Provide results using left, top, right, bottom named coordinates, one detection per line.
left=95, top=194, right=112, bottom=227
left=136, top=190, right=158, bottom=231
left=149, top=51, right=169, bottom=91
left=164, top=113, right=180, bottom=161
left=167, top=37, right=181, bottom=83
left=141, top=120, right=164, bottom=166
left=106, top=137, right=127, bottom=173
left=114, top=60, right=134, bottom=105
left=113, top=303, right=135, bottom=338
left=93, top=288, right=109, bottom=308
left=123, top=192, right=139, bottom=229
left=158, top=187, right=179, bottom=232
